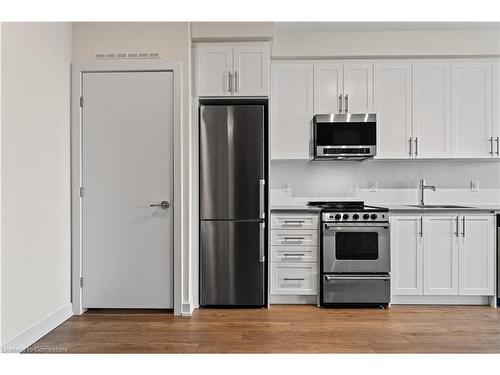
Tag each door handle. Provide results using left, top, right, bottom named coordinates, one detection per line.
left=489, top=137, right=493, bottom=155
left=419, top=217, right=423, bottom=237
left=409, top=137, right=413, bottom=156
left=344, top=94, right=349, bottom=113
left=415, top=137, right=418, bottom=156
left=234, top=70, right=238, bottom=93
left=259, top=222, right=265, bottom=263
left=338, top=94, right=343, bottom=113
left=150, top=200, right=170, bottom=209
left=462, top=216, right=466, bottom=237
left=496, top=137, right=499, bottom=155
left=259, top=179, right=266, bottom=219
left=228, top=71, right=232, bottom=93
left=455, top=216, right=459, bottom=237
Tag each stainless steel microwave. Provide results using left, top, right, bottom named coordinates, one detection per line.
left=312, top=114, right=376, bottom=160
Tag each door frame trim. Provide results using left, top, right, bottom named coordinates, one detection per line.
left=71, top=61, right=182, bottom=315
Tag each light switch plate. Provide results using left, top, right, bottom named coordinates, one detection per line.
left=471, top=180, right=479, bottom=192
left=369, top=181, right=377, bottom=192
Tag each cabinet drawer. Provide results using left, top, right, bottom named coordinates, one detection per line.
left=271, top=214, right=319, bottom=230
left=271, top=246, right=318, bottom=263
left=271, top=229, right=318, bottom=246
left=271, top=263, right=318, bottom=295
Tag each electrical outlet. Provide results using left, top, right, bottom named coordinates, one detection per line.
left=369, top=181, right=378, bottom=192
left=471, top=180, right=480, bottom=192
left=282, top=182, right=291, bottom=193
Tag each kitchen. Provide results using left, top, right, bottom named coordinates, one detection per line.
left=1, top=18, right=500, bottom=358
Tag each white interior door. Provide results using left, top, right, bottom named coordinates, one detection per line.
left=82, top=71, right=174, bottom=308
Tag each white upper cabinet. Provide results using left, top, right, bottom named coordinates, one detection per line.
left=423, top=216, right=459, bottom=295
left=374, top=63, right=413, bottom=159
left=343, top=63, right=374, bottom=113
left=413, top=62, right=452, bottom=158
left=391, top=215, right=423, bottom=296
left=196, top=46, right=233, bottom=97
left=313, top=64, right=343, bottom=114
left=313, top=63, right=373, bottom=114
left=451, top=62, right=493, bottom=158
left=493, top=62, right=500, bottom=157
left=196, top=44, right=269, bottom=97
left=458, top=215, right=495, bottom=296
left=271, top=64, right=314, bottom=159
left=233, top=46, right=270, bottom=96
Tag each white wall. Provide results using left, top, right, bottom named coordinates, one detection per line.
left=191, top=22, right=273, bottom=42
left=272, top=30, right=500, bottom=58
left=1, top=22, right=72, bottom=345
left=72, top=22, right=195, bottom=314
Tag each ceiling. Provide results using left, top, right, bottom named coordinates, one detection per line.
left=273, top=22, right=500, bottom=32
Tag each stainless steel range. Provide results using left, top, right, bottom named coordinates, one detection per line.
left=308, top=201, right=390, bottom=307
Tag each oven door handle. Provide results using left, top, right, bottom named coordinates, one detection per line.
left=324, top=275, right=390, bottom=281
left=324, top=223, right=389, bottom=229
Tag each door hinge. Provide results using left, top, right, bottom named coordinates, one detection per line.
left=79, top=96, right=83, bottom=107
left=79, top=187, right=84, bottom=197
left=80, top=277, right=83, bottom=288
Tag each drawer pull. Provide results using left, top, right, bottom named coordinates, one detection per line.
left=283, top=237, right=305, bottom=241
left=283, top=253, right=305, bottom=257
left=325, top=275, right=390, bottom=281
left=283, top=278, right=305, bottom=281
left=283, top=220, right=305, bottom=223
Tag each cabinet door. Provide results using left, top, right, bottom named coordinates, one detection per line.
left=313, top=64, right=344, bottom=114
left=196, top=46, right=233, bottom=96
left=270, top=64, right=314, bottom=159
left=493, top=62, right=500, bottom=157
left=233, top=45, right=269, bottom=96
left=451, top=62, right=493, bottom=158
left=423, top=216, right=459, bottom=295
left=413, top=62, right=452, bottom=158
left=459, top=215, right=495, bottom=296
left=343, top=63, right=373, bottom=113
left=374, top=63, right=413, bottom=159
left=390, top=216, right=423, bottom=295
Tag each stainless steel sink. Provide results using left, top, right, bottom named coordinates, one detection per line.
left=406, top=204, right=472, bottom=209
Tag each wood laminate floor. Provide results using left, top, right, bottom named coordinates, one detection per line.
left=26, top=305, right=500, bottom=353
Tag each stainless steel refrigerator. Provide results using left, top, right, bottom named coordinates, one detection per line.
left=199, top=100, right=267, bottom=307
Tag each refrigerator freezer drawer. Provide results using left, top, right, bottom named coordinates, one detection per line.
left=271, top=263, right=318, bottom=295
left=201, top=221, right=265, bottom=306
left=271, top=229, right=318, bottom=247
left=322, top=274, right=390, bottom=305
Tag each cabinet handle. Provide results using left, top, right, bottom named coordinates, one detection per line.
left=234, top=70, right=238, bottom=92
left=489, top=137, right=493, bottom=155
left=283, top=253, right=305, bottom=257
left=455, top=216, right=459, bottom=237
left=409, top=138, right=413, bottom=156
left=415, top=137, right=418, bottom=156
left=419, top=217, right=423, bottom=237
left=283, top=237, right=305, bottom=241
left=228, top=71, right=232, bottom=93
left=345, top=94, right=349, bottom=113
left=283, top=220, right=305, bottom=224
left=338, top=94, right=343, bottom=113
left=462, top=216, right=466, bottom=237
left=496, top=137, right=499, bottom=155
left=284, top=278, right=305, bottom=281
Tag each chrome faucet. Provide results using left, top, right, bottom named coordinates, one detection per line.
left=419, top=179, right=437, bottom=205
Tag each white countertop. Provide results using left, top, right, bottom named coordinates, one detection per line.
left=271, top=203, right=500, bottom=213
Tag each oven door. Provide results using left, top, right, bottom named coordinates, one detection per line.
left=322, top=222, right=390, bottom=273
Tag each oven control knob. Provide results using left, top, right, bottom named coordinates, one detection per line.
left=363, top=214, right=370, bottom=220
left=371, top=214, right=378, bottom=220
left=353, top=214, right=359, bottom=220
left=335, top=214, right=341, bottom=220
left=342, top=214, right=349, bottom=220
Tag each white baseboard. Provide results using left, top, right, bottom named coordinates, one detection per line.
left=391, top=295, right=490, bottom=305
left=181, top=302, right=193, bottom=316
left=1, top=303, right=73, bottom=354
left=269, top=295, right=318, bottom=305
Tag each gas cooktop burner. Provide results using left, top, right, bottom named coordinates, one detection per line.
left=308, top=201, right=389, bottom=222
left=307, top=201, right=388, bottom=212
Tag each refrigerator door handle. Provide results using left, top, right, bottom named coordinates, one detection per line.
left=259, top=222, right=266, bottom=263
left=259, top=179, right=266, bottom=219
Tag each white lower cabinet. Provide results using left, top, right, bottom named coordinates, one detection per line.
left=391, top=213, right=495, bottom=300
left=270, top=212, right=319, bottom=303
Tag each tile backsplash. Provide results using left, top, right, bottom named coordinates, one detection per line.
left=270, top=159, right=500, bottom=198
